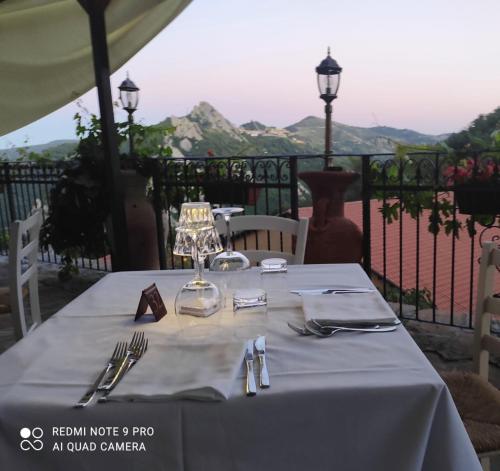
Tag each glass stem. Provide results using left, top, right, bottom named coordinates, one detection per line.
left=225, top=214, right=233, bottom=253
left=192, top=238, right=205, bottom=282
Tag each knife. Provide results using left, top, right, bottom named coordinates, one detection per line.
left=290, top=288, right=376, bottom=295
left=245, top=340, right=257, bottom=397
left=254, top=336, right=270, bottom=388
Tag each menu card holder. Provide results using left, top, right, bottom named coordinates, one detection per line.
left=135, top=283, right=167, bottom=322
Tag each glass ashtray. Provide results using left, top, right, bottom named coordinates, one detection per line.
left=260, top=258, right=287, bottom=273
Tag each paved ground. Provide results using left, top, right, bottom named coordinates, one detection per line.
left=0, top=260, right=105, bottom=353
left=0, top=259, right=498, bottom=468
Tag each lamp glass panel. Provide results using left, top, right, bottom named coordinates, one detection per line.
left=174, top=202, right=222, bottom=256
left=120, top=90, right=139, bottom=110
left=317, top=73, right=340, bottom=97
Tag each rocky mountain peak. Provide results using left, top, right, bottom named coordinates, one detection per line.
left=188, top=102, right=242, bottom=140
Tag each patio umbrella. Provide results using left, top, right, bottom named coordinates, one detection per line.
left=0, top=0, right=191, bottom=136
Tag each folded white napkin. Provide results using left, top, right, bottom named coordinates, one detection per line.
left=109, top=340, right=247, bottom=402
left=302, top=291, right=397, bottom=326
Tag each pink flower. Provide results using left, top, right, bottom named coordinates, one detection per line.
left=442, top=158, right=498, bottom=185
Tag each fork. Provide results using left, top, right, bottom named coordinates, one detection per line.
left=100, top=332, right=145, bottom=391
left=98, top=334, right=148, bottom=403
left=287, top=321, right=397, bottom=337
left=305, top=322, right=397, bottom=337
left=75, top=341, right=126, bottom=408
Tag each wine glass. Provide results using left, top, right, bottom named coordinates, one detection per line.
left=209, top=207, right=251, bottom=272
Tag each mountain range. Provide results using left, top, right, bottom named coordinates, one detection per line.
left=160, top=102, right=448, bottom=157
left=0, top=101, right=449, bottom=160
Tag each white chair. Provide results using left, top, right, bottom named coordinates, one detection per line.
left=8, top=210, right=43, bottom=340
left=215, top=215, right=309, bottom=265
left=442, top=241, right=500, bottom=471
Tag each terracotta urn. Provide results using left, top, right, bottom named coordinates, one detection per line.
left=122, top=170, right=160, bottom=270
left=298, top=170, right=362, bottom=264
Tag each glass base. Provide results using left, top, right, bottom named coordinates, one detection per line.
left=210, top=251, right=251, bottom=271
left=175, top=279, right=223, bottom=317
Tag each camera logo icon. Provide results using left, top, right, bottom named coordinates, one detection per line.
left=20, top=427, right=44, bottom=451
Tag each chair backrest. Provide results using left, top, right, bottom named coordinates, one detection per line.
left=473, top=241, right=500, bottom=380
left=215, top=215, right=309, bottom=265
left=8, top=210, right=43, bottom=340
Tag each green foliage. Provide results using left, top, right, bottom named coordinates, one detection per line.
left=0, top=229, right=9, bottom=251
left=190, top=130, right=246, bottom=156
left=446, top=107, right=500, bottom=151
left=383, top=285, right=434, bottom=310
left=371, top=132, right=500, bottom=238
left=41, top=111, right=176, bottom=277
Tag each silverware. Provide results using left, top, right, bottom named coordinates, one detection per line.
left=99, top=332, right=145, bottom=390
left=98, top=336, right=148, bottom=403
left=75, top=342, right=126, bottom=408
left=287, top=322, right=311, bottom=336
left=245, top=340, right=257, bottom=396
left=311, top=318, right=401, bottom=328
left=287, top=321, right=397, bottom=337
left=305, top=322, right=397, bottom=337
left=254, top=336, right=270, bottom=389
left=290, top=288, right=376, bottom=296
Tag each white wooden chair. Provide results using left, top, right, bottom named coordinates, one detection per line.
left=8, top=210, right=43, bottom=340
left=215, top=215, right=309, bottom=265
left=442, top=241, right=500, bottom=471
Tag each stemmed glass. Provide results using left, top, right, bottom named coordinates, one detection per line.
left=210, top=207, right=250, bottom=272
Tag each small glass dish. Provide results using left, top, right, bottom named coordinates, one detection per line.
left=260, top=258, right=287, bottom=273
left=233, top=288, right=267, bottom=311
left=232, top=288, right=268, bottom=338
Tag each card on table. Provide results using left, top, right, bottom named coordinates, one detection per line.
left=135, top=283, right=167, bottom=322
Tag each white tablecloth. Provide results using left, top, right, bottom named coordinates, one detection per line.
left=0, top=264, right=481, bottom=471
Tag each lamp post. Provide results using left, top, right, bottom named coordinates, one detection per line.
left=298, top=48, right=361, bottom=265
left=118, top=73, right=139, bottom=157
left=316, top=47, right=342, bottom=169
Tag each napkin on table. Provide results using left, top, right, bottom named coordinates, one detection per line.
left=302, top=291, right=397, bottom=326
left=109, top=340, right=246, bottom=402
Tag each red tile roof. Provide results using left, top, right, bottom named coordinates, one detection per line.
left=299, top=201, right=500, bottom=318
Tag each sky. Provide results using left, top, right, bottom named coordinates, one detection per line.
left=2, top=0, right=500, bottom=148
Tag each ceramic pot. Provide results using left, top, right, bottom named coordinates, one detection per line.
left=299, top=170, right=363, bottom=264
left=122, top=170, right=160, bottom=270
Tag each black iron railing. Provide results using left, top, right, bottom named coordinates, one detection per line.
left=0, top=152, right=498, bottom=329
left=151, top=155, right=301, bottom=269
left=365, top=150, right=500, bottom=328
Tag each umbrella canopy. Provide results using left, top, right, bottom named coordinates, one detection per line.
left=0, top=0, right=191, bottom=136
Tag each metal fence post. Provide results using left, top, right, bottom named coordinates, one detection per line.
left=4, top=163, right=17, bottom=222
left=361, top=155, right=372, bottom=277
left=289, top=156, right=299, bottom=220
left=152, top=160, right=167, bottom=270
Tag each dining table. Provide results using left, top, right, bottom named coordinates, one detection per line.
left=0, top=263, right=481, bottom=471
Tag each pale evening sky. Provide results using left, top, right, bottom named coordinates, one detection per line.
left=2, top=0, right=500, bottom=147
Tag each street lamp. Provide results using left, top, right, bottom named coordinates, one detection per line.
left=316, top=47, right=342, bottom=169
left=118, top=73, right=140, bottom=156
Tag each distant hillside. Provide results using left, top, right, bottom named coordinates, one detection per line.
left=1, top=101, right=448, bottom=161
left=286, top=118, right=448, bottom=154
left=161, top=102, right=446, bottom=157
left=0, top=139, right=76, bottom=160
left=241, top=121, right=267, bottom=131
